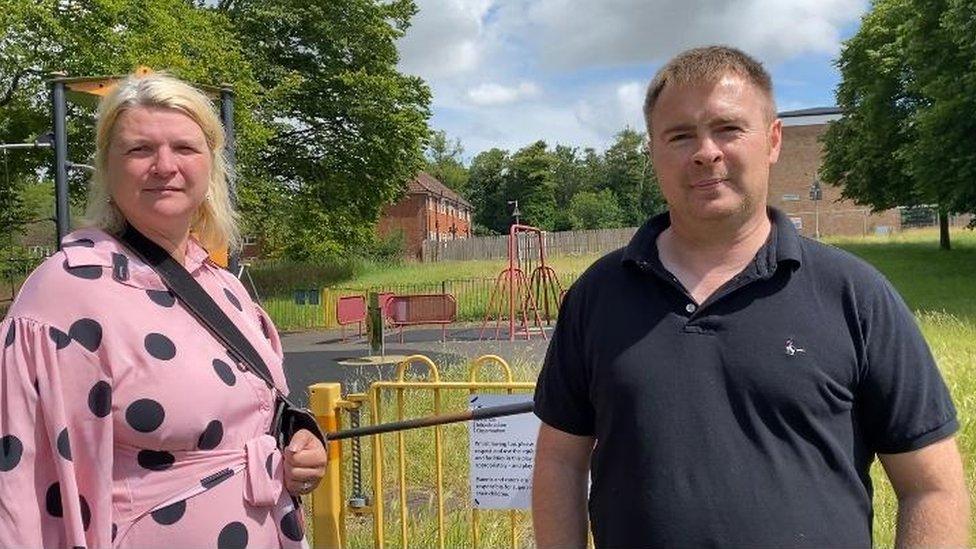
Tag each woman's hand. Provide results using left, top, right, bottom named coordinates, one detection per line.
left=283, top=429, right=328, bottom=496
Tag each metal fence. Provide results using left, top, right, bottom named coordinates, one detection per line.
left=261, top=274, right=581, bottom=331
left=422, top=227, right=637, bottom=262
left=308, top=355, right=537, bottom=549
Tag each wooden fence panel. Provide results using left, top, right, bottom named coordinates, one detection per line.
left=421, top=227, right=639, bottom=262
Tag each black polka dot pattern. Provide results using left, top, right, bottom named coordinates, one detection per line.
left=49, top=327, right=71, bottom=350
left=62, top=260, right=102, bottom=280
left=223, top=288, right=242, bottom=311
left=217, top=521, right=248, bottom=549
left=57, top=428, right=71, bottom=461
left=68, top=318, right=102, bottom=353
left=146, top=289, right=176, bottom=308
left=87, top=381, right=112, bottom=418
left=197, top=420, right=224, bottom=450
left=150, top=499, right=186, bottom=525
left=63, top=238, right=95, bottom=248
left=201, top=468, right=233, bottom=490
left=280, top=508, right=304, bottom=541
left=45, top=482, right=63, bottom=517
left=4, top=323, right=14, bottom=348
left=112, top=523, right=118, bottom=541
left=137, top=449, right=176, bottom=471
left=212, top=359, right=236, bottom=386
left=79, top=495, right=91, bottom=531
left=144, top=333, right=176, bottom=361
left=126, top=399, right=165, bottom=432
left=0, top=434, right=24, bottom=471
left=265, top=453, right=273, bottom=477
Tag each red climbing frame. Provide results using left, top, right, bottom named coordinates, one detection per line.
left=480, top=224, right=562, bottom=341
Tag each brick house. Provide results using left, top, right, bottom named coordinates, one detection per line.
left=377, top=172, right=473, bottom=260
left=769, top=107, right=902, bottom=237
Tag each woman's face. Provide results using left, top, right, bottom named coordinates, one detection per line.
left=105, top=106, right=212, bottom=238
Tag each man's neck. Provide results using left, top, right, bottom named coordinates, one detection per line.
left=657, top=209, right=772, bottom=304
left=128, top=221, right=191, bottom=266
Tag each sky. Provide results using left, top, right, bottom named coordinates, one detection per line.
left=396, top=0, right=870, bottom=158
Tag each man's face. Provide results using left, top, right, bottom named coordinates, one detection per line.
left=649, top=73, right=781, bottom=224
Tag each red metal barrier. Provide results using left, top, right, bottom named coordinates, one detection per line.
left=386, top=294, right=457, bottom=342
left=336, top=294, right=367, bottom=341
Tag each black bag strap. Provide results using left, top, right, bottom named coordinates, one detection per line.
left=118, top=226, right=283, bottom=397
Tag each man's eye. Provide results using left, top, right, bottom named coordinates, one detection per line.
left=127, top=146, right=147, bottom=154
left=721, top=126, right=742, bottom=133
left=669, top=134, right=690, bottom=142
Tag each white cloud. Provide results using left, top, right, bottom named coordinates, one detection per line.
left=517, top=0, right=867, bottom=68
left=466, top=81, right=541, bottom=106
left=399, top=0, right=867, bottom=154
left=397, top=0, right=496, bottom=78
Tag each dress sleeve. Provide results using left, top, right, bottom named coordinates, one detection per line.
left=0, top=316, right=115, bottom=548
left=856, top=278, right=958, bottom=454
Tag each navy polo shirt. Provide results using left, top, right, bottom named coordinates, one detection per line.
left=534, top=208, right=957, bottom=548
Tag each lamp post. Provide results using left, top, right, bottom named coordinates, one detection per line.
left=507, top=200, right=521, bottom=226
left=809, top=178, right=823, bottom=239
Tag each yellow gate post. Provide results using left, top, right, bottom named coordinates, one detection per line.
left=310, top=383, right=344, bottom=548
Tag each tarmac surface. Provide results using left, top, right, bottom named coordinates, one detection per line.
left=280, top=322, right=552, bottom=407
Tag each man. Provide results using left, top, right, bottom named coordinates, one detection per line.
left=532, top=46, right=969, bottom=548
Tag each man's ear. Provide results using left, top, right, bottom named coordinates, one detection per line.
left=767, top=118, right=783, bottom=164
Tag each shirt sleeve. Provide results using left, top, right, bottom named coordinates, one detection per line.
left=0, top=316, right=115, bottom=548
left=533, top=285, right=596, bottom=436
left=856, top=277, right=958, bottom=454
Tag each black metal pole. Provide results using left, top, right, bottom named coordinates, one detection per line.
left=326, top=401, right=534, bottom=441
left=219, top=86, right=239, bottom=274
left=51, top=74, right=69, bottom=249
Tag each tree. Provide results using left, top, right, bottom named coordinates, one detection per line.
left=505, top=140, right=556, bottom=230
left=0, top=0, right=431, bottom=260
left=425, top=129, right=468, bottom=193
left=0, top=0, right=264, bottom=244
left=568, top=189, right=624, bottom=230
left=604, top=128, right=663, bottom=225
left=821, top=0, right=976, bottom=249
left=466, top=148, right=509, bottom=233
left=221, top=0, right=431, bottom=259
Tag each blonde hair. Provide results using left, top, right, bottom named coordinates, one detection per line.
left=84, top=72, right=241, bottom=253
left=643, top=46, right=777, bottom=136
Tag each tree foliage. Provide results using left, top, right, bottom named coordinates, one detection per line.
left=463, top=131, right=666, bottom=234
left=425, top=129, right=468, bottom=193
left=568, top=189, right=624, bottom=230
left=821, top=0, right=976, bottom=248
left=0, top=0, right=431, bottom=260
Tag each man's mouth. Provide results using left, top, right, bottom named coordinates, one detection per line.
left=692, top=177, right=728, bottom=189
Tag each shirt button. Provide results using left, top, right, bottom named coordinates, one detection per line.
left=685, top=303, right=697, bottom=313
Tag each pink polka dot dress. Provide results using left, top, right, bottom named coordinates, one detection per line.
left=0, top=229, right=309, bottom=549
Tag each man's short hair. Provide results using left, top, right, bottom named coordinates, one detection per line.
left=643, top=46, right=776, bottom=135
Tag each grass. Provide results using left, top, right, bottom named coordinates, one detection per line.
left=309, top=227, right=976, bottom=548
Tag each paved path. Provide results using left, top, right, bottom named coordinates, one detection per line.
left=281, top=323, right=551, bottom=407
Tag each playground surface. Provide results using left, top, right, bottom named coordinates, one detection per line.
left=280, top=322, right=551, bottom=408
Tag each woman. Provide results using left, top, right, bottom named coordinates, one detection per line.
left=0, top=73, right=327, bottom=548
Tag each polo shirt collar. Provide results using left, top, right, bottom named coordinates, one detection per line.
left=621, top=206, right=803, bottom=274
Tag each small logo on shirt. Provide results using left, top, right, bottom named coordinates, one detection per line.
left=784, top=338, right=806, bottom=356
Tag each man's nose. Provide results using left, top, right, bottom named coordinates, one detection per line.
left=692, top=137, right=723, bottom=165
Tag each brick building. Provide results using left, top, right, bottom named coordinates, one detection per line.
left=769, top=107, right=901, bottom=238
left=377, top=172, right=473, bottom=260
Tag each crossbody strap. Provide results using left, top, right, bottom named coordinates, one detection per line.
left=118, top=226, right=281, bottom=394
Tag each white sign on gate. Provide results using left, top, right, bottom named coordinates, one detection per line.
left=468, top=394, right=540, bottom=509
